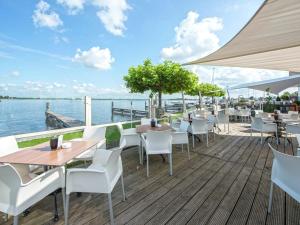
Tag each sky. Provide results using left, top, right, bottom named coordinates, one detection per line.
left=0, top=0, right=290, bottom=98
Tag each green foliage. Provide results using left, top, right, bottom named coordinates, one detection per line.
left=186, top=82, right=225, bottom=97
left=124, top=59, right=198, bottom=107
left=280, top=92, right=290, bottom=101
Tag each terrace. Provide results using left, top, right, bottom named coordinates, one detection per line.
left=0, top=122, right=299, bottom=225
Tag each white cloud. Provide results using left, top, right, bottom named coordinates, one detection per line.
left=92, top=0, right=131, bottom=36
left=10, top=70, right=20, bottom=77
left=54, top=35, right=69, bottom=44
left=161, top=11, right=223, bottom=63
left=57, top=0, right=85, bottom=15
left=33, top=0, right=63, bottom=29
left=73, top=46, right=115, bottom=70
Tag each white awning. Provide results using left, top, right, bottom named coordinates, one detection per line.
left=230, top=75, right=300, bottom=94
left=184, top=0, right=300, bottom=72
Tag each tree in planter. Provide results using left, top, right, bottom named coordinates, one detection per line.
left=124, top=59, right=198, bottom=111
left=280, top=91, right=290, bottom=101
left=186, top=83, right=225, bottom=106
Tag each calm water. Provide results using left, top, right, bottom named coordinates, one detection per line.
left=0, top=99, right=150, bottom=137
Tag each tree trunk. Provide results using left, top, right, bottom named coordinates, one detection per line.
left=158, top=92, right=162, bottom=108
left=182, top=92, right=186, bottom=112
left=198, top=92, right=202, bottom=107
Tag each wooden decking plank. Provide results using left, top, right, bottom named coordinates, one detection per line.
left=171, top=137, right=259, bottom=225
left=202, top=135, right=263, bottom=225
left=131, top=136, right=251, bottom=225
left=168, top=135, right=255, bottom=224
left=246, top=148, right=271, bottom=225
left=109, top=157, right=224, bottom=225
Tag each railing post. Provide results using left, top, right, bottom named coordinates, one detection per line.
left=111, top=101, right=114, bottom=122
left=84, top=96, right=92, bottom=126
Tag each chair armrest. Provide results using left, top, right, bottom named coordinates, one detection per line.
left=96, top=139, right=106, bottom=149
left=67, top=168, right=105, bottom=175
left=21, top=167, right=64, bottom=187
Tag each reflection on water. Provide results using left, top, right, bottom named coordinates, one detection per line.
left=0, top=99, right=148, bottom=137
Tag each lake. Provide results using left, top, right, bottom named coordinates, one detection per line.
left=0, top=99, right=150, bottom=137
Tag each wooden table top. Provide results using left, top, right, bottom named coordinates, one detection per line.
left=0, top=140, right=99, bottom=166
left=136, top=124, right=173, bottom=133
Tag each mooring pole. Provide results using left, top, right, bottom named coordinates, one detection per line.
left=84, top=96, right=92, bottom=126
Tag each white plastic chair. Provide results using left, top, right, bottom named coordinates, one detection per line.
left=268, top=144, right=300, bottom=213
left=285, top=124, right=300, bottom=146
left=141, top=131, right=172, bottom=177
left=0, top=136, right=39, bottom=173
left=116, top=122, right=142, bottom=163
left=217, top=113, right=230, bottom=133
left=74, top=126, right=106, bottom=162
left=188, top=118, right=212, bottom=148
left=250, top=117, right=278, bottom=144
left=0, top=164, right=65, bottom=225
left=65, top=143, right=126, bottom=225
left=171, top=120, right=190, bottom=160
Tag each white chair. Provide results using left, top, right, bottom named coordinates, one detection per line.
left=250, top=117, right=278, bottom=144
left=65, top=143, right=126, bottom=225
left=74, top=126, right=106, bottom=163
left=0, top=164, right=65, bottom=225
left=116, top=123, right=142, bottom=163
left=239, top=109, right=250, bottom=122
left=141, top=131, right=172, bottom=177
left=268, top=144, right=300, bottom=213
left=188, top=118, right=212, bottom=148
left=217, top=113, right=230, bottom=133
left=171, top=120, right=190, bottom=160
left=0, top=136, right=39, bottom=173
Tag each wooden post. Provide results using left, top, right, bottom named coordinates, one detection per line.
left=46, top=102, right=50, bottom=112
left=111, top=101, right=114, bottom=122
left=84, top=96, right=92, bottom=126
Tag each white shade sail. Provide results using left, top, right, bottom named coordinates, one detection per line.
left=184, top=0, right=300, bottom=72
left=230, top=75, right=300, bottom=94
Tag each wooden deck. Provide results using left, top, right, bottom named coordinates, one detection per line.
left=2, top=123, right=300, bottom=225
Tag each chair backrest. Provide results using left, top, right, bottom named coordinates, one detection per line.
left=251, top=117, right=263, bottom=130
left=191, top=118, right=208, bottom=133
left=286, top=124, right=300, bottom=134
left=291, top=114, right=299, bottom=120
left=83, top=126, right=106, bottom=142
left=145, top=131, right=172, bottom=153
left=179, top=120, right=190, bottom=132
left=268, top=144, right=300, bottom=202
left=0, top=136, right=19, bottom=157
left=0, top=164, right=21, bottom=212
left=217, top=113, right=229, bottom=123
left=288, top=111, right=298, bottom=115
left=116, top=122, right=124, bottom=133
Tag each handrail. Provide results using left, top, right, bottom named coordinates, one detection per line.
left=14, top=120, right=141, bottom=142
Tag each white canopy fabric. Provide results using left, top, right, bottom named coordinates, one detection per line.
left=230, top=75, right=300, bottom=94
left=184, top=0, right=300, bottom=72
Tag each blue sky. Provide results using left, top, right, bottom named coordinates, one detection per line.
left=0, top=0, right=288, bottom=98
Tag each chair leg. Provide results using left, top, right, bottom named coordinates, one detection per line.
left=276, top=131, right=279, bottom=145
left=192, top=135, right=195, bottom=148
left=120, top=173, right=126, bottom=201
left=169, top=153, right=173, bottom=176
left=146, top=154, right=149, bottom=177
left=181, top=144, right=184, bottom=152
left=65, top=194, right=70, bottom=225
left=13, top=215, right=19, bottom=225
left=206, top=133, right=208, bottom=147
left=62, top=187, right=66, bottom=218
left=139, top=144, right=142, bottom=165
left=261, top=132, right=263, bottom=144
left=107, top=193, right=115, bottom=225
left=187, top=143, right=190, bottom=160
left=268, top=182, right=274, bottom=213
